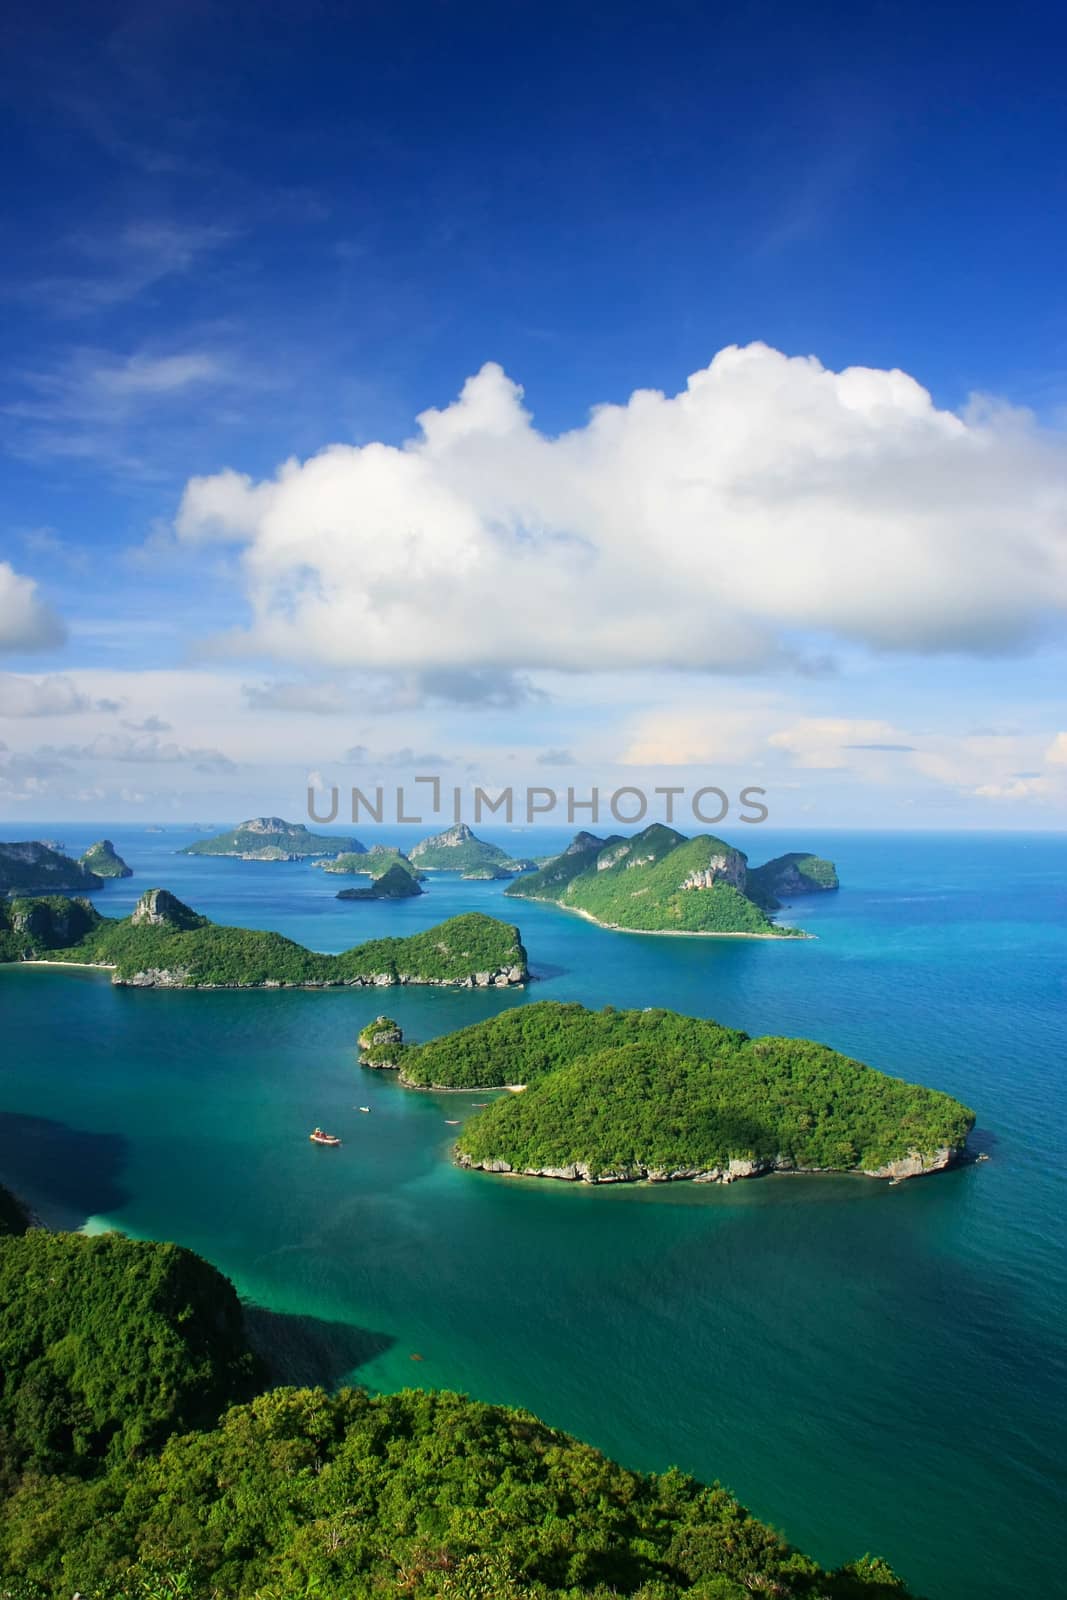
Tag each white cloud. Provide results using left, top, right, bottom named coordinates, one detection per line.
left=175, top=343, right=1067, bottom=675
left=39, top=731, right=235, bottom=772
left=768, top=717, right=909, bottom=769
left=0, top=672, right=98, bottom=716
left=0, top=564, right=66, bottom=652
left=1046, top=732, right=1067, bottom=765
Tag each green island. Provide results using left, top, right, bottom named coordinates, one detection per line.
left=316, top=844, right=427, bottom=880
left=180, top=816, right=366, bottom=859
left=372, top=1002, right=973, bottom=1183
left=0, top=1191, right=915, bottom=1599
left=336, top=862, right=425, bottom=900
left=505, top=825, right=838, bottom=936
left=78, top=837, right=133, bottom=879
left=0, top=889, right=527, bottom=988
left=0, top=839, right=104, bottom=896
left=410, top=822, right=536, bottom=874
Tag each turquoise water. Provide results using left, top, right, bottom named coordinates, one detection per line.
left=2, top=826, right=1065, bottom=1599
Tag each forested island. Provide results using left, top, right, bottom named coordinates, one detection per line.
left=505, top=825, right=837, bottom=936
left=336, top=862, right=424, bottom=900
left=410, top=822, right=536, bottom=874
left=317, top=845, right=427, bottom=879
left=0, top=1191, right=915, bottom=1598
left=181, top=816, right=366, bottom=859
left=78, top=837, right=133, bottom=878
left=0, top=889, right=526, bottom=988
left=370, top=1003, right=973, bottom=1183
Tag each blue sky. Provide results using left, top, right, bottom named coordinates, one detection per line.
left=1, top=0, right=1066, bottom=828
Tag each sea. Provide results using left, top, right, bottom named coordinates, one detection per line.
left=1, top=824, right=1065, bottom=1599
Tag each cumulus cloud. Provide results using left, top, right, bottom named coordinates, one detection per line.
left=1046, top=732, right=1067, bottom=765
left=39, top=731, right=235, bottom=771
left=0, top=564, right=66, bottom=652
left=769, top=718, right=913, bottom=769
left=0, top=673, right=93, bottom=716
left=175, top=344, right=1067, bottom=675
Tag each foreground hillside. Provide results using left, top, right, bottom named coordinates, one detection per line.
left=0, top=889, right=527, bottom=988
left=505, top=825, right=837, bottom=935
left=0, top=1200, right=914, bottom=1599
left=384, top=1002, right=974, bottom=1183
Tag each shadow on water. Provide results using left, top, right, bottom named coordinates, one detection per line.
left=243, top=1304, right=395, bottom=1390
left=0, top=1112, right=129, bottom=1229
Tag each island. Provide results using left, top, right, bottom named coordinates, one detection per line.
left=336, top=862, right=424, bottom=900
left=504, top=823, right=838, bottom=936
left=0, top=889, right=527, bottom=988
left=0, top=1183, right=914, bottom=1598
left=78, top=838, right=133, bottom=879
left=746, top=851, right=840, bottom=907
left=316, top=845, right=427, bottom=880
left=0, top=839, right=104, bottom=896
left=409, top=822, right=536, bottom=874
left=366, top=1001, right=974, bottom=1183
left=180, top=816, right=366, bottom=859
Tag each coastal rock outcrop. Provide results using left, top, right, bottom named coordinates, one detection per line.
left=130, top=888, right=206, bottom=929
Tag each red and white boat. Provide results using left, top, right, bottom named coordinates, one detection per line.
left=309, top=1127, right=342, bottom=1146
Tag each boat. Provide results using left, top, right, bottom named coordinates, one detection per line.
left=358, top=1106, right=371, bottom=1113
left=309, top=1127, right=342, bottom=1146
left=472, top=1103, right=488, bottom=1108
left=444, top=1119, right=460, bottom=1125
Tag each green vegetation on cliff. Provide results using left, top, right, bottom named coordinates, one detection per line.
left=0, top=1214, right=913, bottom=1598
left=392, top=1002, right=973, bottom=1181
left=0, top=890, right=527, bottom=988
left=78, top=838, right=133, bottom=879
left=181, top=816, right=365, bottom=858
left=506, top=826, right=836, bottom=936
left=0, top=840, right=103, bottom=896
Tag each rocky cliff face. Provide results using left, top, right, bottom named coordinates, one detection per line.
left=681, top=851, right=747, bottom=892
left=130, top=888, right=205, bottom=929
left=411, top=823, right=474, bottom=855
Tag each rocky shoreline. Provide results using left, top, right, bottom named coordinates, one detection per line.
left=19, top=958, right=526, bottom=990
left=455, top=1145, right=959, bottom=1184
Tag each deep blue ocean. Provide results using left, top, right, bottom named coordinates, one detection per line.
left=1, top=824, right=1065, bottom=1599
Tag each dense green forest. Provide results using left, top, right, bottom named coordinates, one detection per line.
left=391, top=1002, right=973, bottom=1180
left=336, top=862, right=424, bottom=899
left=505, top=827, right=833, bottom=936
left=0, top=1196, right=914, bottom=1599
left=0, top=893, right=527, bottom=988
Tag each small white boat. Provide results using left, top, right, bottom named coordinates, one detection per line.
left=358, top=1106, right=371, bottom=1113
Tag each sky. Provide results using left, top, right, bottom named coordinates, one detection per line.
left=1, top=0, right=1066, bottom=831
